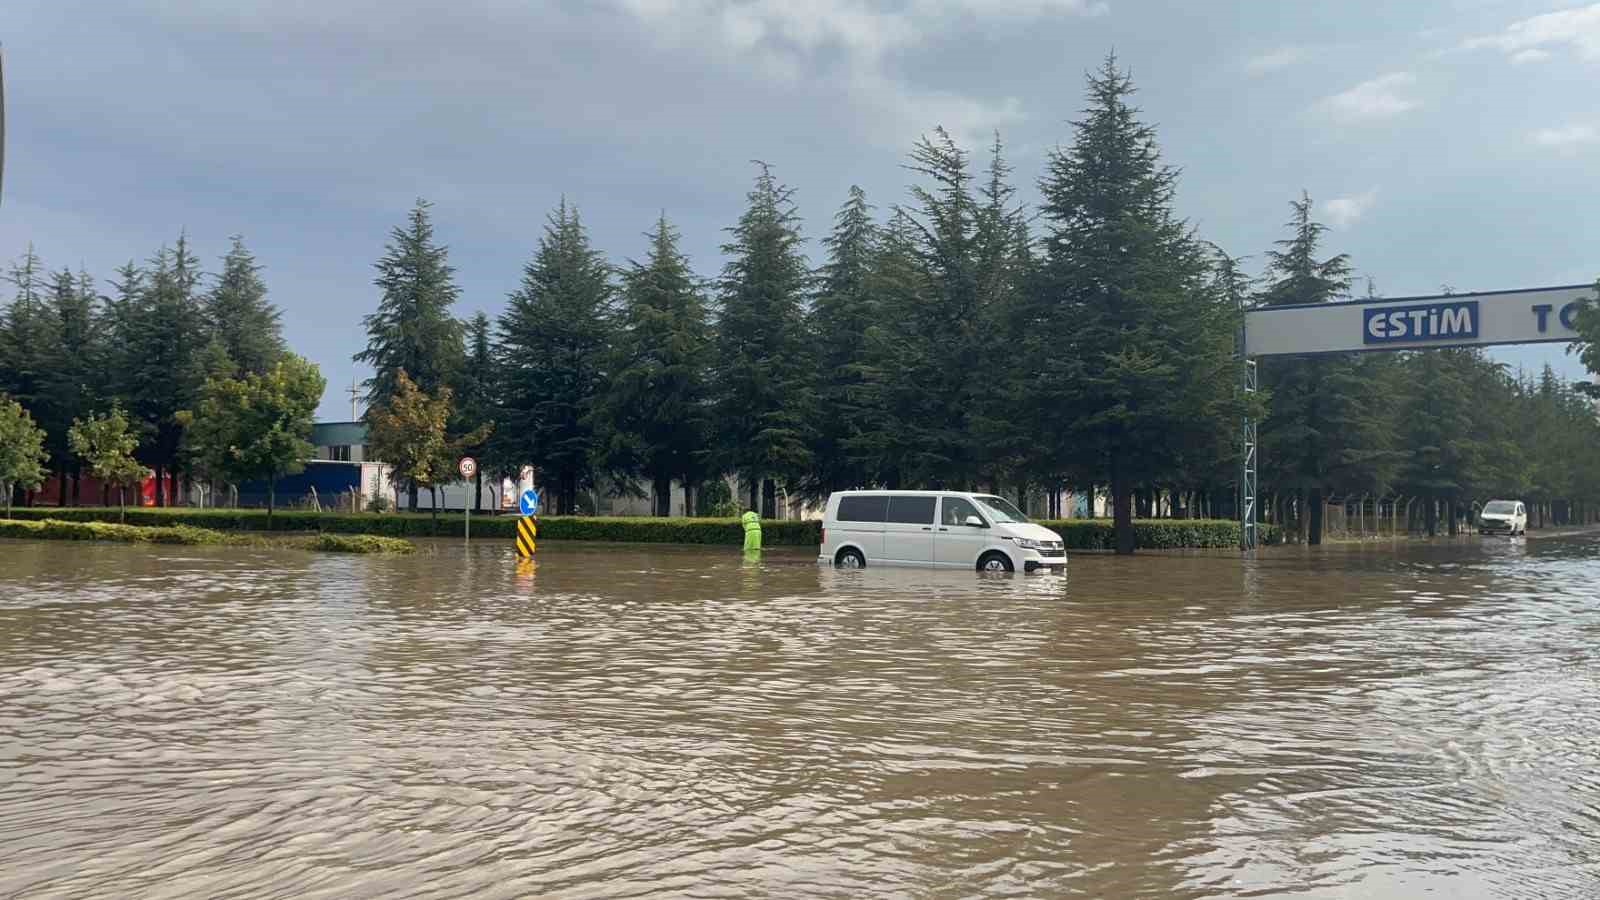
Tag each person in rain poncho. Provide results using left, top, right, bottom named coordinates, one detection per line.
left=741, top=509, right=762, bottom=552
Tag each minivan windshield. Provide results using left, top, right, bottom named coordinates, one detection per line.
left=1483, top=501, right=1517, bottom=515
left=974, top=495, right=1029, bottom=524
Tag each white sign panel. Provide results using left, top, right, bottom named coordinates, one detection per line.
left=1244, top=285, right=1593, bottom=357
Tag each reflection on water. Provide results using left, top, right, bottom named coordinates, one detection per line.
left=2, top=533, right=1599, bottom=898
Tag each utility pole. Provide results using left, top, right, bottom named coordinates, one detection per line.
left=347, top=379, right=361, bottom=420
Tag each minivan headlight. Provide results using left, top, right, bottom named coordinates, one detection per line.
left=1011, top=537, right=1042, bottom=550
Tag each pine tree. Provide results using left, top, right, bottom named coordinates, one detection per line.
left=100, top=261, right=145, bottom=405
left=1035, top=56, right=1238, bottom=553
left=595, top=213, right=712, bottom=516
left=37, top=267, right=99, bottom=502
left=208, top=236, right=285, bottom=376
left=495, top=200, right=613, bottom=515
left=805, top=186, right=878, bottom=498
left=1, top=245, right=49, bottom=413
left=711, top=164, right=814, bottom=517
left=357, top=199, right=464, bottom=406
left=848, top=208, right=931, bottom=490
left=356, top=199, right=464, bottom=508
left=1256, top=193, right=1397, bottom=543
left=123, top=236, right=209, bottom=506
left=454, top=311, right=498, bottom=511
left=851, top=131, right=1031, bottom=494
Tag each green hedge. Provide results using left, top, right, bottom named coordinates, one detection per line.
left=298, top=533, right=414, bottom=554
left=0, top=517, right=417, bottom=554
left=3, top=508, right=1275, bottom=549
left=1036, top=518, right=1283, bottom=550
left=0, top=518, right=233, bottom=546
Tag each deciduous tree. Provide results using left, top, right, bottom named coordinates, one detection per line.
left=0, top=394, right=48, bottom=517
left=67, top=404, right=145, bottom=522
left=187, top=354, right=326, bottom=519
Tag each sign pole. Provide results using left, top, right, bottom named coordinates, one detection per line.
left=457, top=456, right=479, bottom=544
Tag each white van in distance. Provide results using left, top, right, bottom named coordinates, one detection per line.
left=819, top=490, right=1066, bottom=573
left=1478, top=499, right=1527, bottom=536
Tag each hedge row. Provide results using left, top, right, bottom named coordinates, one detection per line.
left=299, top=533, right=415, bottom=554
left=2, top=508, right=1275, bottom=549
left=1036, top=518, right=1283, bottom=550
left=0, top=517, right=234, bottom=546
left=0, top=517, right=414, bottom=554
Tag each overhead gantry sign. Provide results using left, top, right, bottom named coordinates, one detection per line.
left=1236, top=284, right=1593, bottom=551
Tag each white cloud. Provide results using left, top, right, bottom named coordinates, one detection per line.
left=614, top=0, right=1108, bottom=147
left=1460, top=3, right=1600, bottom=61
left=1323, top=190, right=1378, bottom=229
left=1318, top=73, right=1419, bottom=123
left=1244, top=46, right=1309, bottom=75
left=1531, top=123, right=1600, bottom=152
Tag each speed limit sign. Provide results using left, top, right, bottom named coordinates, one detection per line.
left=458, top=456, right=478, bottom=479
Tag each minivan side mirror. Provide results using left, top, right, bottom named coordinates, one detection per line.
left=964, top=515, right=986, bottom=528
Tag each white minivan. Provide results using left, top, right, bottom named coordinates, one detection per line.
left=819, top=490, right=1066, bottom=573
left=1478, top=499, right=1527, bottom=536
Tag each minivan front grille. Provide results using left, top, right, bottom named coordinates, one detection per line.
left=1040, top=540, right=1064, bottom=555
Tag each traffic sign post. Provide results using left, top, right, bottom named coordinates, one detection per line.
left=458, top=457, right=477, bottom=542
left=515, top=487, right=541, bottom=560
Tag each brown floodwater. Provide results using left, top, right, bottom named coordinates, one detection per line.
left=2, top=531, right=1598, bottom=899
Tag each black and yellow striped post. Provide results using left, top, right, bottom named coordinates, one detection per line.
left=515, top=516, right=537, bottom=558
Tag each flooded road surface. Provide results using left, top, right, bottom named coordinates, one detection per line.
left=3, top=533, right=1599, bottom=898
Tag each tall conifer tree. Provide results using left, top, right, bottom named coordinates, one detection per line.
left=208, top=236, right=285, bottom=376
left=712, top=164, right=814, bottom=517
left=805, top=186, right=878, bottom=498
left=495, top=200, right=613, bottom=515
left=595, top=214, right=711, bottom=516
left=1035, top=56, right=1238, bottom=553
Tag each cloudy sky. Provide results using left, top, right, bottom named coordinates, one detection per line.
left=4, top=0, right=1597, bottom=418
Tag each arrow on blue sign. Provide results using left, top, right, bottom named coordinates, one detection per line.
left=519, top=488, right=541, bottom=516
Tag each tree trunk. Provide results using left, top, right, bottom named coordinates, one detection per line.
left=474, top=470, right=483, bottom=513
left=407, top=483, right=418, bottom=512
left=1447, top=499, right=1459, bottom=536
left=268, top=481, right=275, bottom=526
left=1111, top=458, right=1134, bottom=555
left=430, top=485, right=439, bottom=524
left=749, top=478, right=759, bottom=515
left=118, top=486, right=126, bottom=524
left=761, top=478, right=777, bottom=520
left=653, top=474, right=671, bottom=517
left=1425, top=496, right=1439, bottom=537
left=684, top=482, right=696, bottom=518
left=1308, top=487, right=1324, bottom=546
left=72, top=469, right=82, bottom=507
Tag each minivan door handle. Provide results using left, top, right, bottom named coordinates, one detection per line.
left=937, top=527, right=950, bottom=532
left=921, top=526, right=932, bottom=531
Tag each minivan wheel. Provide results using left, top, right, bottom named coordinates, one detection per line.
left=836, top=547, right=866, bottom=569
left=977, top=552, right=1013, bottom=573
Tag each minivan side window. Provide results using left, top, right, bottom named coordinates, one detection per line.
left=885, top=495, right=937, bottom=524
left=837, top=495, right=889, bottom=522
left=941, top=496, right=982, bottom=526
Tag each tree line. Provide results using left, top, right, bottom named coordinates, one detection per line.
left=0, top=233, right=323, bottom=518
left=4, top=57, right=1599, bottom=552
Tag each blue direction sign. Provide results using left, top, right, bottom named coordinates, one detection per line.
left=519, top=488, right=541, bottom=517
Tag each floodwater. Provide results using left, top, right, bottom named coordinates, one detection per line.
left=2, top=533, right=1599, bottom=899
